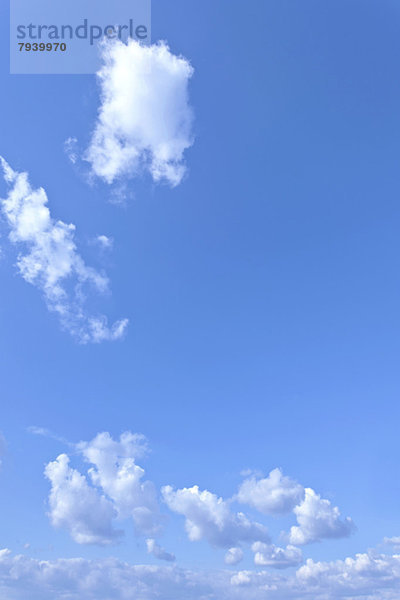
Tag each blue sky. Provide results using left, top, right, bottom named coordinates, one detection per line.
left=1, top=1, right=400, bottom=598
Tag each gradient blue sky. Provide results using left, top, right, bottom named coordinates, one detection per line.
left=0, top=0, right=400, bottom=584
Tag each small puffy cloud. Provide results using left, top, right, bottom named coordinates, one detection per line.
left=95, top=234, right=113, bottom=249
left=0, top=157, right=128, bottom=343
left=224, top=547, right=244, bottom=566
left=162, top=485, right=270, bottom=549
left=289, top=488, right=355, bottom=545
left=237, top=468, right=305, bottom=515
left=77, top=431, right=161, bottom=537
left=252, top=542, right=303, bottom=569
left=146, top=539, right=175, bottom=563
left=85, top=40, right=194, bottom=187
left=44, top=454, right=121, bottom=545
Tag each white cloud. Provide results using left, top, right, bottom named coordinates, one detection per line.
left=42, top=433, right=355, bottom=560
left=289, top=488, right=355, bottom=545
left=44, top=433, right=163, bottom=544
left=296, top=551, right=400, bottom=596
left=27, top=425, right=70, bottom=445
left=224, top=547, right=244, bottom=566
left=252, top=542, right=303, bottom=569
left=0, top=548, right=400, bottom=599
left=162, top=485, right=270, bottom=549
left=64, top=137, right=78, bottom=164
left=385, top=536, right=400, bottom=546
left=0, top=157, right=128, bottom=343
left=95, top=234, right=113, bottom=249
left=237, top=468, right=305, bottom=515
left=229, top=550, right=400, bottom=598
left=86, top=316, right=128, bottom=343
left=28, top=426, right=52, bottom=437
left=44, top=454, right=121, bottom=545
left=85, top=40, right=194, bottom=187
left=146, top=539, right=175, bottom=562
left=384, top=537, right=400, bottom=552
left=237, top=469, right=355, bottom=547
left=77, top=431, right=161, bottom=537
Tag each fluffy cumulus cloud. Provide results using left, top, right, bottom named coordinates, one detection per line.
left=43, top=431, right=356, bottom=565
left=252, top=542, right=303, bottom=569
left=0, top=157, right=128, bottom=343
left=289, top=488, right=355, bottom=545
left=237, top=468, right=305, bottom=515
left=162, top=485, right=270, bottom=549
left=0, top=548, right=400, bottom=599
left=44, top=454, right=121, bottom=545
left=77, top=432, right=161, bottom=537
left=85, top=40, right=194, bottom=187
left=237, top=469, right=355, bottom=547
left=45, top=432, right=163, bottom=545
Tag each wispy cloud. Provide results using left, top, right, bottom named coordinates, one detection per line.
left=85, top=40, right=194, bottom=188
left=0, top=157, right=128, bottom=343
left=27, top=426, right=71, bottom=446
left=64, top=137, right=78, bottom=165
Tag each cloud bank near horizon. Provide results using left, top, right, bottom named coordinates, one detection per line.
left=0, top=547, right=399, bottom=600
